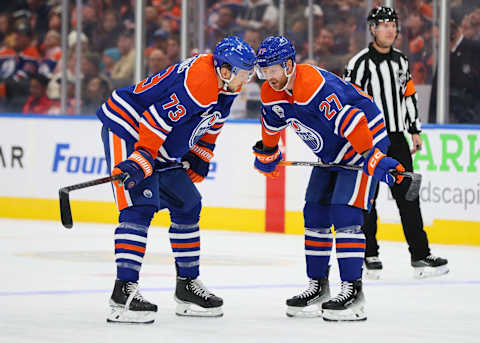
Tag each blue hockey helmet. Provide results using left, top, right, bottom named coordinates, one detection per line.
left=256, top=36, right=296, bottom=69
left=213, top=36, right=256, bottom=73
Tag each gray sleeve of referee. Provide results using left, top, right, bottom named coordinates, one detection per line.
left=402, top=57, right=422, bottom=134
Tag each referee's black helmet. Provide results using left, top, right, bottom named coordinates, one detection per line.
left=367, top=6, right=399, bottom=27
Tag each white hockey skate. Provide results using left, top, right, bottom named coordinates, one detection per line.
left=107, top=279, right=157, bottom=324
left=322, top=280, right=366, bottom=322
left=412, top=255, right=449, bottom=279
left=174, top=277, right=223, bottom=317
left=363, top=256, right=382, bottom=280
left=286, top=277, right=330, bottom=318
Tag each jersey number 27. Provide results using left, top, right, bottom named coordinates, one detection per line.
left=319, top=93, right=342, bottom=120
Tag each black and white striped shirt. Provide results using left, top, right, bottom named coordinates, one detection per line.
left=344, top=43, right=421, bottom=134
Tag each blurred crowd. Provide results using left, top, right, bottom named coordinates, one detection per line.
left=0, top=0, right=479, bottom=122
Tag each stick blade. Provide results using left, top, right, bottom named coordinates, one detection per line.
left=59, top=188, right=73, bottom=229
left=404, top=172, right=422, bottom=201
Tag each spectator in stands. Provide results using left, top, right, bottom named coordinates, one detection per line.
left=429, top=19, right=480, bottom=123
left=145, top=5, right=160, bottom=45
left=26, top=0, right=51, bottom=43
left=22, top=73, right=58, bottom=114
left=101, top=47, right=121, bottom=79
left=236, top=0, right=278, bottom=34
left=207, top=4, right=241, bottom=50
left=12, top=23, right=41, bottom=80
left=110, top=30, right=135, bottom=87
left=0, top=13, right=15, bottom=49
left=145, top=28, right=170, bottom=57
left=38, top=30, right=61, bottom=79
left=313, top=28, right=345, bottom=76
left=242, top=27, right=262, bottom=54
left=82, top=76, right=110, bottom=115
left=91, top=9, right=121, bottom=53
left=406, top=11, right=431, bottom=84
left=68, top=31, right=89, bottom=53
left=154, top=0, right=181, bottom=33
left=147, top=48, right=170, bottom=76
left=48, top=6, right=61, bottom=33
left=166, top=35, right=180, bottom=63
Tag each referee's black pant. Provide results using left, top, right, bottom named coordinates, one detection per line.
left=362, top=132, right=431, bottom=261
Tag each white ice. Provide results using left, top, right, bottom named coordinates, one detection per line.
left=1, top=218, right=479, bottom=343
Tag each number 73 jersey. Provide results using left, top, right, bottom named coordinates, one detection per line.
left=260, top=64, right=390, bottom=166
left=96, top=54, right=237, bottom=162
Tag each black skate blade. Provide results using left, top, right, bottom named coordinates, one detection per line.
left=323, top=317, right=367, bottom=322
left=106, top=319, right=154, bottom=324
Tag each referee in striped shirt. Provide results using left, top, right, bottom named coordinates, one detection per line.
left=344, top=6, right=448, bottom=279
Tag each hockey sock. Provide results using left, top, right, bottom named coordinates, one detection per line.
left=115, top=206, right=155, bottom=282
left=303, top=202, right=333, bottom=278
left=335, top=225, right=366, bottom=281
left=305, top=227, right=333, bottom=279
left=169, top=203, right=202, bottom=278
left=332, top=205, right=365, bottom=281
left=169, top=222, right=200, bottom=278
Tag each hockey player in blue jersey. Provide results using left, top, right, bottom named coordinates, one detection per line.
left=96, top=36, right=256, bottom=323
left=252, top=36, right=405, bottom=321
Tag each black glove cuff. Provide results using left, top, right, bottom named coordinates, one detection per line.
left=253, top=140, right=278, bottom=154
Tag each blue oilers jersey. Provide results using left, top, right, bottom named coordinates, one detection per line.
left=260, top=64, right=390, bottom=166
left=97, top=54, right=238, bottom=162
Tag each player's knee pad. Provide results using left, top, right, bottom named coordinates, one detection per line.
left=303, top=202, right=332, bottom=229
left=119, top=205, right=156, bottom=227
left=170, top=202, right=202, bottom=225
left=331, top=204, right=363, bottom=229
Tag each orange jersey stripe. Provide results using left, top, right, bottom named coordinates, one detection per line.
left=171, top=242, right=200, bottom=249
left=340, top=108, right=360, bottom=137
left=342, top=148, right=356, bottom=161
left=352, top=83, right=372, bottom=100
left=112, top=134, right=129, bottom=210
left=115, top=243, right=146, bottom=253
left=371, top=121, right=385, bottom=136
left=404, top=79, right=416, bottom=97
left=353, top=172, right=369, bottom=209
left=336, top=243, right=366, bottom=249
left=107, top=98, right=139, bottom=130
left=142, top=110, right=161, bottom=131
left=305, top=240, right=333, bottom=247
left=346, top=116, right=372, bottom=154
left=134, top=123, right=165, bottom=158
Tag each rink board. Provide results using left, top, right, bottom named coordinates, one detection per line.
left=1, top=114, right=479, bottom=245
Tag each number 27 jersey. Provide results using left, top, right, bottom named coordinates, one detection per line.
left=260, top=64, right=390, bottom=166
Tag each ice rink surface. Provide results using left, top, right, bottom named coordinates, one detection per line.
left=1, top=218, right=479, bottom=343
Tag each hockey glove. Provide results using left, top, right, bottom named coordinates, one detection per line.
left=181, top=143, right=214, bottom=183
left=363, top=148, right=405, bottom=186
left=252, top=140, right=282, bottom=178
left=112, top=148, right=154, bottom=190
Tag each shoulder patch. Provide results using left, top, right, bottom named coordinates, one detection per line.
left=293, top=64, right=325, bottom=105
left=185, top=54, right=219, bottom=107
left=260, top=81, right=291, bottom=105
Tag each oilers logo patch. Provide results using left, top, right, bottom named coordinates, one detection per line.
left=287, top=118, right=324, bottom=153
left=143, top=189, right=153, bottom=198
left=189, top=109, right=221, bottom=147
left=272, top=105, right=285, bottom=118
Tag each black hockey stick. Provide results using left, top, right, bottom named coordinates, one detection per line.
left=59, top=162, right=188, bottom=229
left=59, top=173, right=127, bottom=229
left=278, top=160, right=422, bottom=201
